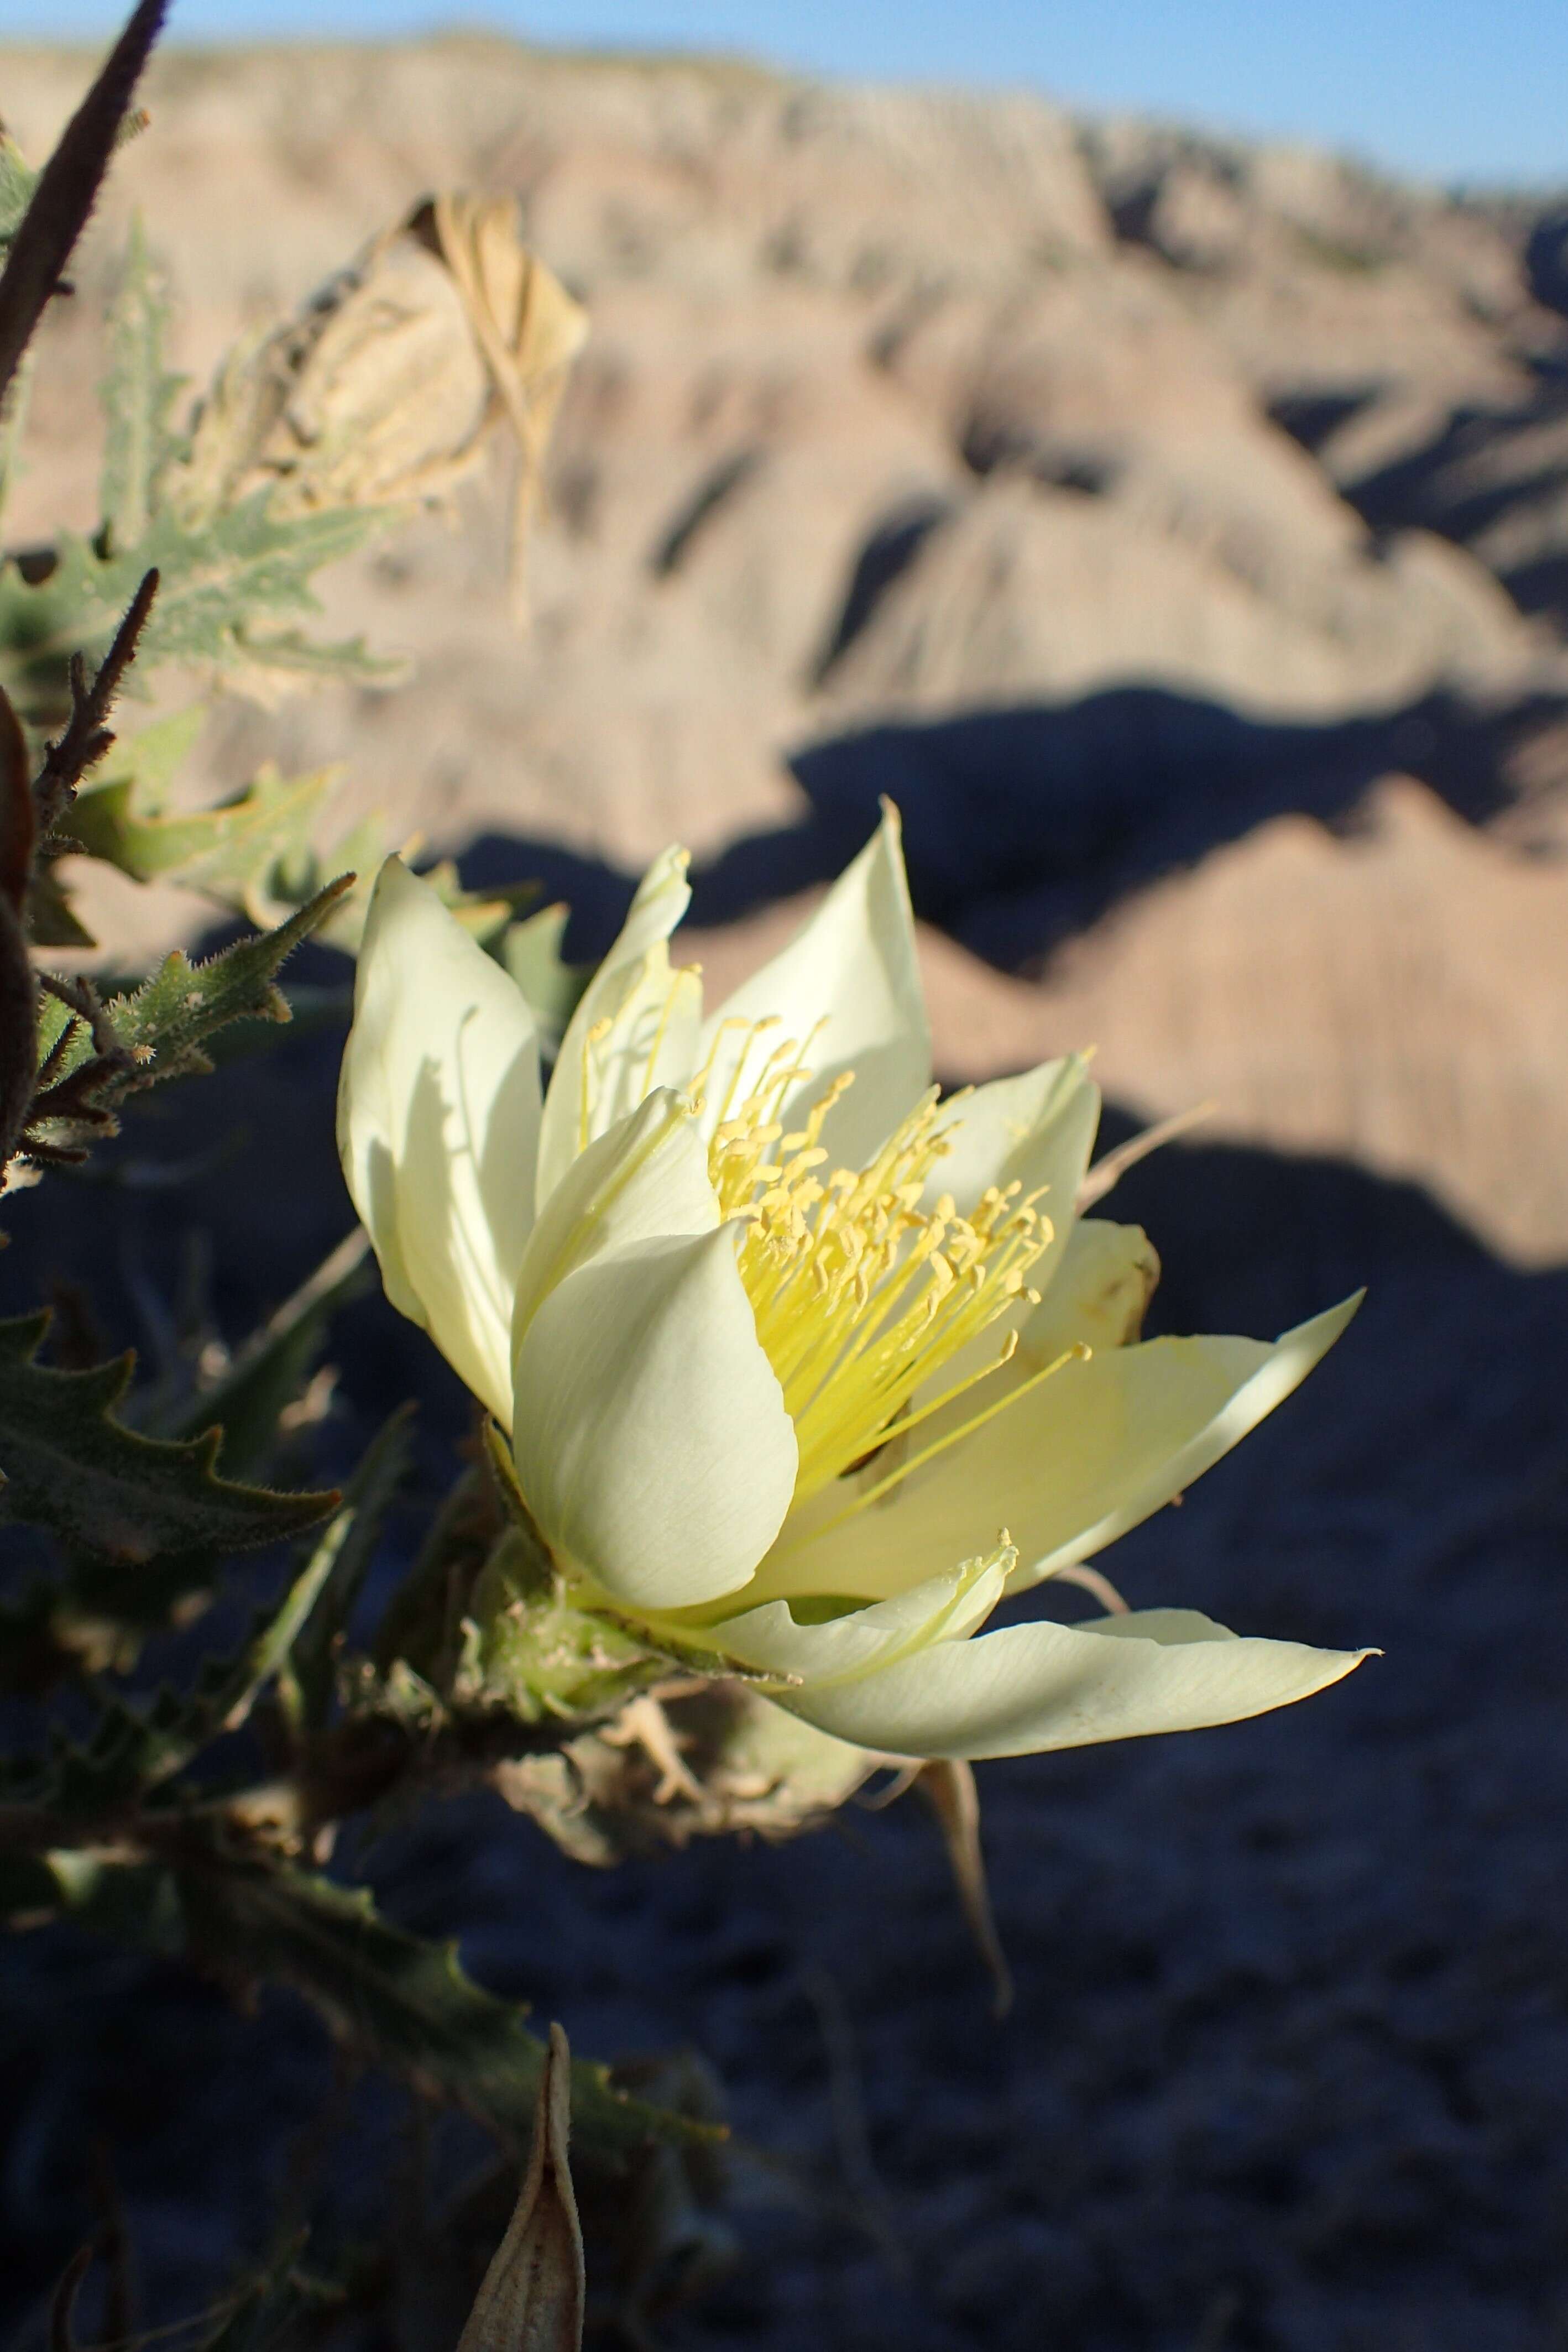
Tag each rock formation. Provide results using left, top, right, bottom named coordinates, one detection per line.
left=3, top=35, right=1567, bottom=1257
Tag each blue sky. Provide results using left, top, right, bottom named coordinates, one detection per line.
left=4, top=0, right=1562, bottom=191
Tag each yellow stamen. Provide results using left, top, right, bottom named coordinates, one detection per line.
left=709, top=1052, right=1062, bottom=1506
left=792, top=1342, right=1089, bottom=1549
left=640, top=963, right=699, bottom=1093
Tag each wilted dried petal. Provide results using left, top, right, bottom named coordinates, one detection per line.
left=430, top=193, right=589, bottom=605
left=173, top=191, right=587, bottom=587
left=457, top=2021, right=585, bottom=2352
left=916, top=1758, right=1012, bottom=2018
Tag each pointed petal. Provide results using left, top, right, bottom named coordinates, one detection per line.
left=709, top=1547, right=1011, bottom=1689
left=338, top=857, right=542, bottom=1424
left=778, top=1603, right=1370, bottom=1760
left=535, top=848, right=699, bottom=1205
left=513, top=1088, right=719, bottom=1350
left=935, top=1053, right=1099, bottom=1217
left=695, top=806, right=930, bottom=1170
left=513, top=1227, right=797, bottom=1610
left=761, top=1295, right=1362, bottom=1603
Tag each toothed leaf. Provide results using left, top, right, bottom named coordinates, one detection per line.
left=73, top=755, right=343, bottom=901
left=178, top=1859, right=715, bottom=2175
left=0, top=1310, right=336, bottom=1581
left=34, top=878, right=355, bottom=1132
left=0, top=496, right=399, bottom=722
left=100, top=217, right=186, bottom=548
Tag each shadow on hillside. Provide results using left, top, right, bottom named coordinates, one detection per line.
left=1274, top=365, right=1568, bottom=628
left=462, top=678, right=1566, bottom=975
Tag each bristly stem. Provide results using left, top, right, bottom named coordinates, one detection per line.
left=34, top=566, right=161, bottom=833
left=0, top=0, right=169, bottom=410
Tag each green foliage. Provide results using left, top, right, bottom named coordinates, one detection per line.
left=165, top=1231, right=377, bottom=1475
left=32, top=874, right=354, bottom=1122
left=101, top=215, right=187, bottom=550
left=0, top=132, right=39, bottom=247
left=503, top=901, right=593, bottom=1050
left=177, top=1858, right=703, bottom=2170
left=74, top=736, right=342, bottom=893
left=0, top=1309, right=337, bottom=1579
left=0, top=498, right=398, bottom=725
left=66, top=709, right=543, bottom=956
left=285, top=1404, right=413, bottom=1727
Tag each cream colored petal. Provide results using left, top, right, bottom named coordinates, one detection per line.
left=512, top=1088, right=718, bottom=1350
left=908, top=1153, right=1141, bottom=1422
left=934, top=1052, right=1098, bottom=1219
left=535, top=848, right=699, bottom=1204
left=709, top=1546, right=1012, bottom=1689
left=338, top=856, right=542, bottom=1424
left=513, top=1227, right=797, bottom=1610
left=695, top=806, right=929, bottom=1171
left=1022, top=1217, right=1161, bottom=1360
left=760, top=1295, right=1361, bottom=1603
left=777, top=1603, right=1370, bottom=1760
left=912, top=1059, right=1099, bottom=1370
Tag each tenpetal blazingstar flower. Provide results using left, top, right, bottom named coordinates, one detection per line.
left=338, top=813, right=1371, bottom=1761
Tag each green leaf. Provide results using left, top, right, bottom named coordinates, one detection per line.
left=73, top=756, right=342, bottom=899
left=287, top=1404, right=414, bottom=1727
left=177, top=1858, right=715, bottom=2175
left=501, top=903, right=591, bottom=1050
left=25, top=861, right=97, bottom=948
left=100, top=217, right=186, bottom=550
left=0, top=496, right=400, bottom=722
left=0, top=1847, right=184, bottom=1947
left=34, top=875, right=356, bottom=1126
left=78, top=699, right=207, bottom=808
left=114, top=873, right=356, bottom=1074
left=0, top=1309, right=337, bottom=1586
left=164, top=1228, right=374, bottom=1477
left=0, top=1523, right=368, bottom=1812
left=0, top=133, right=39, bottom=249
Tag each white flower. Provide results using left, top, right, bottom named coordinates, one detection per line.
left=338, top=812, right=1370, bottom=1761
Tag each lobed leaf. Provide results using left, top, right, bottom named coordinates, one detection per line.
left=114, top=874, right=356, bottom=1073
left=73, top=754, right=342, bottom=897
left=100, top=216, right=186, bottom=550
left=0, top=499, right=398, bottom=724
left=0, top=1309, right=337, bottom=1582
left=179, top=1859, right=719, bottom=2175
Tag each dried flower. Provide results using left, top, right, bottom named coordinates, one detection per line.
left=172, top=192, right=586, bottom=597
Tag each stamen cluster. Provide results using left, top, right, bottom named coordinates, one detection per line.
left=696, top=1018, right=1055, bottom=1509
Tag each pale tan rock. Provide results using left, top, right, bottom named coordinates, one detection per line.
left=5, top=38, right=1568, bottom=1264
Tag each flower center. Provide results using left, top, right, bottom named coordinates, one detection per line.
left=694, top=1018, right=1058, bottom=1509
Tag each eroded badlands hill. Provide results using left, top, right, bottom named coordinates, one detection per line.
left=3, top=36, right=1567, bottom=1252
